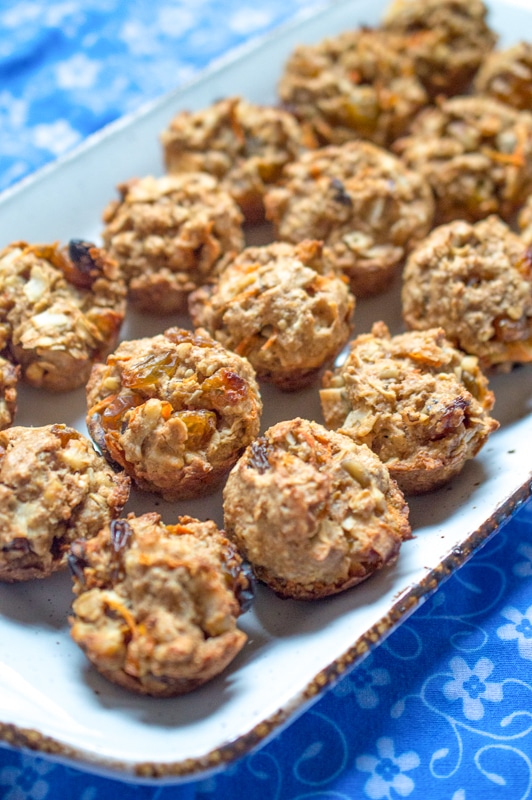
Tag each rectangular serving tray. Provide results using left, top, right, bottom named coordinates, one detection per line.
left=0, top=0, right=531, bottom=784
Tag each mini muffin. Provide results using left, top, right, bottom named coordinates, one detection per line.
left=320, top=322, right=499, bottom=495
left=101, top=173, right=244, bottom=314
left=160, top=97, right=311, bottom=223
left=0, top=357, right=18, bottom=430
left=0, top=240, right=126, bottom=392
left=86, top=327, right=262, bottom=501
left=474, top=41, right=532, bottom=112
left=277, top=27, right=428, bottom=148
left=519, top=196, right=532, bottom=246
left=382, top=0, right=497, bottom=97
left=69, top=512, right=253, bottom=697
left=394, top=95, right=532, bottom=224
left=188, top=240, right=355, bottom=391
left=0, top=424, right=130, bottom=582
left=402, top=216, right=532, bottom=369
left=265, top=140, right=434, bottom=297
left=223, top=417, right=411, bottom=600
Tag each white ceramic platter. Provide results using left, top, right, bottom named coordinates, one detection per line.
left=0, top=0, right=531, bottom=785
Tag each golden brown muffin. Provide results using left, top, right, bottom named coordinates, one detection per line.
left=277, top=27, right=428, bottom=148
left=188, top=240, right=355, bottom=391
left=518, top=195, right=532, bottom=246
left=264, top=140, right=434, bottom=297
left=0, top=357, right=18, bottom=430
left=0, top=240, right=126, bottom=392
left=474, top=41, right=532, bottom=111
left=401, top=216, right=532, bottom=369
left=382, top=0, right=497, bottom=97
left=69, top=512, right=253, bottom=696
left=101, top=173, right=244, bottom=314
left=320, top=322, right=499, bottom=495
left=394, top=95, right=532, bottom=224
left=160, top=97, right=311, bottom=223
left=86, top=327, right=262, bottom=501
left=223, top=417, right=411, bottom=600
left=0, top=424, right=130, bottom=582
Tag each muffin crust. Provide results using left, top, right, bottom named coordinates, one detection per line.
left=265, top=140, right=434, bottom=297
left=223, top=417, right=411, bottom=599
left=189, top=240, right=355, bottom=390
left=102, top=173, right=244, bottom=314
left=0, top=240, right=126, bottom=391
left=321, top=322, right=499, bottom=494
left=401, top=216, right=532, bottom=369
left=69, top=512, right=253, bottom=696
left=161, top=97, right=311, bottom=223
left=86, top=327, right=262, bottom=501
left=0, top=424, right=130, bottom=582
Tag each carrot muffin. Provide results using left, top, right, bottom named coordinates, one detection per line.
left=518, top=195, right=532, bottom=246
left=0, top=240, right=126, bottom=392
left=474, top=41, right=532, bottom=112
left=160, top=97, right=311, bottom=223
left=264, top=140, right=434, bottom=297
left=277, top=27, right=428, bottom=148
left=101, top=173, right=244, bottom=314
left=382, top=0, right=497, bottom=97
left=69, top=512, right=253, bottom=696
left=223, top=417, right=411, bottom=600
left=0, top=357, right=18, bottom=430
left=320, top=322, right=499, bottom=495
left=188, top=240, right=355, bottom=391
left=0, top=424, right=130, bottom=583
left=86, top=327, right=262, bottom=501
left=394, top=95, right=532, bottom=224
left=402, top=216, right=532, bottom=369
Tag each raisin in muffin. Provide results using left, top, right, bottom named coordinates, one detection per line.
left=101, top=173, right=244, bottom=314
left=0, top=240, right=126, bottom=392
left=321, top=322, right=499, bottom=495
left=0, top=357, right=18, bottom=430
left=223, top=417, right=411, bottom=600
left=69, top=512, right=253, bottom=696
left=0, top=424, right=130, bottom=582
left=394, top=95, right=532, bottom=224
left=189, top=240, right=355, bottom=391
left=160, top=97, right=312, bottom=223
left=474, top=41, right=532, bottom=112
left=277, top=27, right=428, bottom=148
left=86, top=327, right=262, bottom=501
left=401, top=216, right=532, bottom=369
left=264, top=140, right=434, bottom=297
left=382, top=0, right=497, bottom=97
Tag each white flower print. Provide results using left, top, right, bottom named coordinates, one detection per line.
left=334, top=656, right=390, bottom=709
left=443, top=656, right=503, bottom=721
left=0, top=92, right=27, bottom=130
left=229, top=9, right=273, bottom=34
left=30, top=120, right=81, bottom=156
left=513, top=543, right=532, bottom=578
left=56, top=54, right=101, bottom=90
left=356, top=737, right=420, bottom=799
left=497, top=604, right=532, bottom=660
left=0, top=754, right=54, bottom=800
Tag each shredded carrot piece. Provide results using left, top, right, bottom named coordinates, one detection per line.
left=136, top=552, right=190, bottom=571
left=260, top=335, right=277, bottom=352
left=234, top=336, right=257, bottom=356
left=482, top=146, right=525, bottom=168
left=104, top=597, right=137, bottom=633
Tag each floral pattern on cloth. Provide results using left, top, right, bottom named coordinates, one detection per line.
left=1, top=2, right=532, bottom=799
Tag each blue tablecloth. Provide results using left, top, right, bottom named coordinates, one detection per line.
left=1, top=2, right=532, bottom=798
